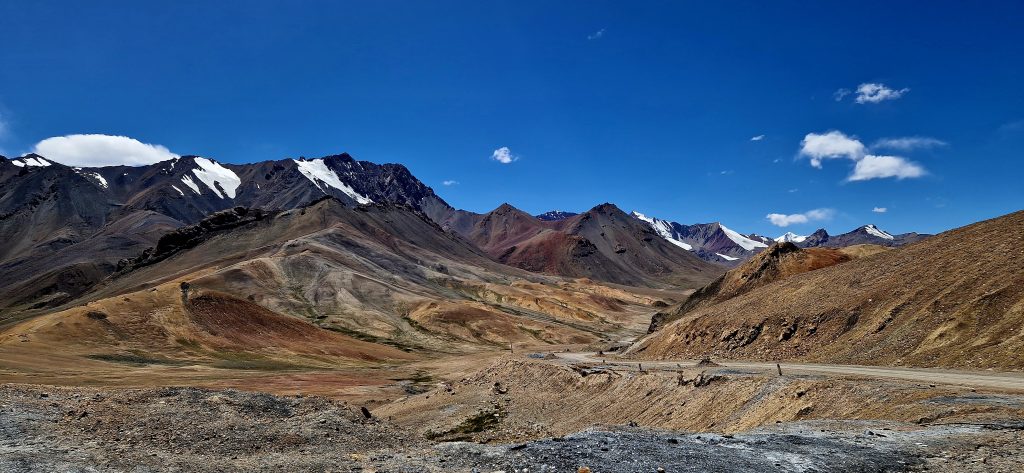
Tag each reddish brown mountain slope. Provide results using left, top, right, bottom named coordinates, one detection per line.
left=454, top=203, right=722, bottom=288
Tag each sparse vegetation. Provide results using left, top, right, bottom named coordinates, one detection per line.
left=424, top=407, right=504, bottom=441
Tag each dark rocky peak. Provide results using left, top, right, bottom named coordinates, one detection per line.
left=535, top=210, right=578, bottom=221
left=589, top=202, right=626, bottom=215
left=490, top=203, right=532, bottom=217
left=800, top=228, right=830, bottom=247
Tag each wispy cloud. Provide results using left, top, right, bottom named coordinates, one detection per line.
left=848, top=154, right=925, bottom=181
left=33, top=134, right=178, bottom=167
left=872, top=136, right=947, bottom=151
left=442, top=180, right=458, bottom=186
left=491, top=146, right=518, bottom=164
left=750, top=134, right=765, bottom=141
left=833, top=88, right=851, bottom=102
left=872, top=207, right=887, bottom=213
left=854, top=82, right=909, bottom=104
left=766, top=208, right=835, bottom=227
left=587, top=28, right=606, bottom=40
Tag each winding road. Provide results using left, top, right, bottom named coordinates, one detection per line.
left=554, top=352, right=1024, bottom=392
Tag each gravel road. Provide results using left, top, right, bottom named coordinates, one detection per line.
left=558, top=352, right=1024, bottom=391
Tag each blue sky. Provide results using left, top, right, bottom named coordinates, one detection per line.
left=1, top=1, right=1021, bottom=237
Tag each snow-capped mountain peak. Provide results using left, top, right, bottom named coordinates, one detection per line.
left=631, top=211, right=692, bottom=250
left=9, top=155, right=54, bottom=167
left=774, top=231, right=808, bottom=243
left=630, top=211, right=772, bottom=264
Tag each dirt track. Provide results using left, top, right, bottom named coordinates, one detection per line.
left=557, top=352, right=1024, bottom=391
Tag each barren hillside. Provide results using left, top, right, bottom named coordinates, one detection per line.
left=630, top=210, right=1024, bottom=369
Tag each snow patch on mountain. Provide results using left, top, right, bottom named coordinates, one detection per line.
left=863, top=224, right=894, bottom=240
left=294, top=158, right=373, bottom=204
left=11, top=156, right=52, bottom=167
left=171, top=185, right=185, bottom=196
left=191, top=157, right=241, bottom=199
left=716, top=253, right=739, bottom=261
left=720, top=224, right=769, bottom=251
left=86, top=172, right=108, bottom=188
left=180, top=175, right=202, bottom=195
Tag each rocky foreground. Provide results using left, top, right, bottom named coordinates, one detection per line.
left=1, top=384, right=1022, bottom=472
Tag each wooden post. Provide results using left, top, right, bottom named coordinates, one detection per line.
left=776, top=363, right=783, bottom=376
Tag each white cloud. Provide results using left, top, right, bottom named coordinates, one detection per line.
left=751, top=134, right=765, bottom=141
left=491, top=146, right=517, bottom=164
left=854, top=83, right=909, bottom=104
left=872, top=207, right=887, bottom=213
left=33, top=134, right=178, bottom=167
left=442, top=180, right=458, bottom=186
left=872, top=136, right=947, bottom=151
left=587, top=28, right=605, bottom=40
left=766, top=208, right=835, bottom=227
left=833, top=88, right=851, bottom=101
left=848, top=154, right=925, bottom=181
left=798, top=130, right=928, bottom=181
left=799, top=131, right=866, bottom=167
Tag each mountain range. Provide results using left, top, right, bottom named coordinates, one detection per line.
left=629, top=211, right=928, bottom=266
left=0, top=153, right=455, bottom=315
left=1, top=152, right=724, bottom=320
left=0, top=151, right=927, bottom=320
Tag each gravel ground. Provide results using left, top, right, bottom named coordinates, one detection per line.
left=1, top=384, right=1021, bottom=472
